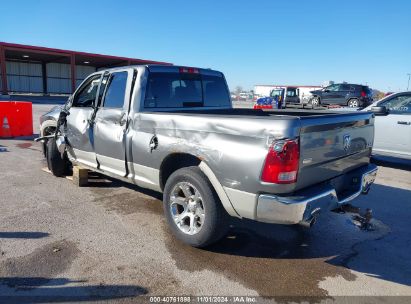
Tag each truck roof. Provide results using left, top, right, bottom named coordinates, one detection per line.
left=91, top=64, right=223, bottom=77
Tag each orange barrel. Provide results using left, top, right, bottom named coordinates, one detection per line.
left=0, top=101, right=33, bottom=138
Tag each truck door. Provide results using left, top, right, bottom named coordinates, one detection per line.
left=93, top=69, right=133, bottom=176
left=285, top=87, right=299, bottom=105
left=373, top=93, right=411, bottom=158
left=335, top=84, right=351, bottom=105
left=322, top=84, right=339, bottom=104
left=66, top=74, right=102, bottom=168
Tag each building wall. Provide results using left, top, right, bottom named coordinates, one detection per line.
left=47, top=64, right=96, bottom=94
left=254, top=85, right=275, bottom=96
left=76, top=65, right=96, bottom=88
left=6, top=61, right=43, bottom=93
left=46, top=63, right=71, bottom=94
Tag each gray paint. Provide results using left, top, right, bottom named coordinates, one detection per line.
left=41, top=65, right=377, bottom=224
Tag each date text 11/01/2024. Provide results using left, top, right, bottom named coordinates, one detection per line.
left=149, top=296, right=257, bottom=303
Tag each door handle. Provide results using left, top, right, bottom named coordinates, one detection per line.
left=119, top=113, right=127, bottom=126
left=397, top=121, right=411, bottom=125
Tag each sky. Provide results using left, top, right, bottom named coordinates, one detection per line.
left=1, top=0, right=410, bottom=92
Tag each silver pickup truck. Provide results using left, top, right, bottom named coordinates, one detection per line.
left=38, top=65, right=377, bottom=247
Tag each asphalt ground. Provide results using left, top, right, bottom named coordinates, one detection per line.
left=0, top=103, right=410, bottom=303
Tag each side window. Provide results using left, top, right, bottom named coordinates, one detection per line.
left=286, top=88, right=297, bottom=97
left=97, top=74, right=109, bottom=107
left=340, top=84, right=350, bottom=91
left=102, top=71, right=128, bottom=108
left=72, top=75, right=101, bottom=107
left=327, top=84, right=339, bottom=91
left=381, top=94, right=411, bottom=114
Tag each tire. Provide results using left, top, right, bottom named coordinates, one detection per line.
left=310, top=96, right=320, bottom=107
left=348, top=98, right=359, bottom=108
left=46, top=138, right=68, bottom=177
left=163, top=166, right=229, bottom=248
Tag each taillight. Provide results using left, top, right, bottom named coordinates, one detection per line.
left=261, top=139, right=300, bottom=184
left=361, top=91, right=366, bottom=97
left=179, top=67, right=199, bottom=74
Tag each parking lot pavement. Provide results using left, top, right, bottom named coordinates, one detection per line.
left=0, top=104, right=410, bottom=301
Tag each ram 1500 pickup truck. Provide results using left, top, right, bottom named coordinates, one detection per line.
left=38, top=65, right=377, bottom=247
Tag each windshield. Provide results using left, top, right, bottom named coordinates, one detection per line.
left=144, top=72, right=230, bottom=108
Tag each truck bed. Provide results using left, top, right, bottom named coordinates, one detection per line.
left=150, top=108, right=354, bottom=117
left=140, top=108, right=374, bottom=194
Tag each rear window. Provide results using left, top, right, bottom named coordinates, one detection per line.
left=144, top=72, right=230, bottom=108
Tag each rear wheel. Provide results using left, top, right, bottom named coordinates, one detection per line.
left=46, top=138, right=69, bottom=177
left=163, top=166, right=229, bottom=247
left=348, top=98, right=359, bottom=108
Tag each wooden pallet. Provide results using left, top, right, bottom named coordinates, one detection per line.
left=41, top=166, right=89, bottom=187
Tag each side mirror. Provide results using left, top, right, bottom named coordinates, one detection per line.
left=371, top=106, right=388, bottom=115
left=323, top=89, right=329, bottom=92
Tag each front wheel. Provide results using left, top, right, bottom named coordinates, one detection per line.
left=46, top=138, right=69, bottom=177
left=310, top=96, right=320, bottom=107
left=163, top=166, right=229, bottom=247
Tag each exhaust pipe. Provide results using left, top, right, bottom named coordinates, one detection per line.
left=299, top=211, right=320, bottom=228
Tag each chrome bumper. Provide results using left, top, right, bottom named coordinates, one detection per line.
left=256, top=164, right=378, bottom=224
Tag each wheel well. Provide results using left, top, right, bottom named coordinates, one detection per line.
left=43, top=126, right=56, bottom=135
left=159, top=153, right=201, bottom=190
left=41, top=122, right=57, bottom=136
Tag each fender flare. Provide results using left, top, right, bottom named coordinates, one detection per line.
left=199, top=161, right=240, bottom=218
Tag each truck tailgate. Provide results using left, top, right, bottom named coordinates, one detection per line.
left=296, top=112, right=374, bottom=190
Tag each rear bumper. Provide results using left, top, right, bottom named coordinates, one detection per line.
left=256, top=164, right=378, bottom=224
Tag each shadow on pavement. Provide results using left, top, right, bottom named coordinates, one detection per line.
left=0, top=232, right=49, bottom=239
left=0, top=277, right=147, bottom=303
left=166, top=183, right=411, bottom=295
left=87, top=174, right=163, bottom=200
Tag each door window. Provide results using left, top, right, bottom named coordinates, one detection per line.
left=326, top=84, right=340, bottom=91
left=103, top=72, right=128, bottom=108
left=97, top=74, right=109, bottom=107
left=286, top=88, right=297, bottom=97
left=380, top=94, right=411, bottom=114
left=72, top=75, right=101, bottom=107
left=340, top=84, right=351, bottom=91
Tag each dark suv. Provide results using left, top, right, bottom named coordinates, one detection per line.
left=309, top=83, right=373, bottom=108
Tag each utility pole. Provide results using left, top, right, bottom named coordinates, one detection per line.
left=407, top=73, right=411, bottom=91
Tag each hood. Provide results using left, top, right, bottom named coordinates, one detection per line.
left=40, top=105, right=63, bottom=124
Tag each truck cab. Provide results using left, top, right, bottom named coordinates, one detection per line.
left=270, top=87, right=300, bottom=107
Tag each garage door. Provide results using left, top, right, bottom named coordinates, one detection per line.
left=46, top=63, right=71, bottom=94
left=6, top=61, right=43, bottom=93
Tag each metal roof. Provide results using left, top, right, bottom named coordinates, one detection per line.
left=0, top=41, right=171, bottom=67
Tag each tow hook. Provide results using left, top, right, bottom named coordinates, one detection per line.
left=333, top=204, right=373, bottom=230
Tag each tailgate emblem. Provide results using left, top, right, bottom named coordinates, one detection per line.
left=343, top=134, right=351, bottom=151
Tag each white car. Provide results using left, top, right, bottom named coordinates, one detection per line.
left=365, top=92, right=411, bottom=160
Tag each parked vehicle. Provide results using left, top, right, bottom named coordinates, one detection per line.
left=37, top=65, right=377, bottom=247
left=254, top=85, right=321, bottom=105
left=310, top=83, right=373, bottom=108
left=239, top=92, right=252, bottom=100
left=366, top=92, right=411, bottom=160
